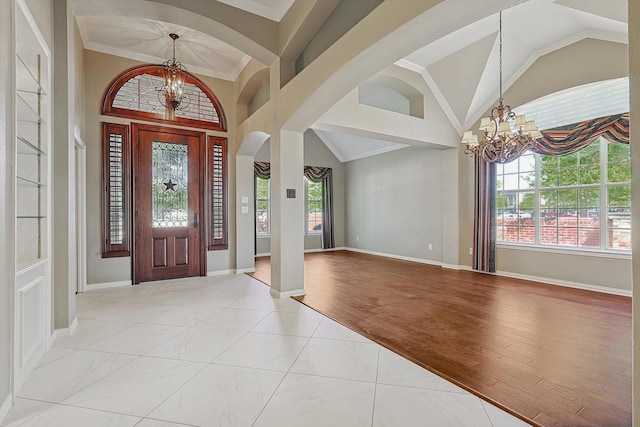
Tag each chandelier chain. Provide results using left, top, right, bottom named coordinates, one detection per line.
left=499, top=11, right=503, bottom=103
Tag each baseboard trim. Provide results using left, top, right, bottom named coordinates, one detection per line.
left=270, top=288, right=306, bottom=298
left=304, top=246, right=348, bottom=253
left=0, top=393, right=13, bottom=426
left=206, top=269, right=236, bottom=276
left=345, top=247, right=442, bottom=267
left=54, top=317, right=79, bottom=338
left=236, top=268, right=256, bottom=274
left=86, top=280, right=131, bottom=291
left=441, top=263, right=470, bottom=271
left=496, top=270, right=632, bottom=297
left=256, top=247, right=347, bottom=258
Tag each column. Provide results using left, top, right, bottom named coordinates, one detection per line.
left=629, top=0, right=639, bottom=423
left=52, top=0, right=77, bottom=330
left=269, top=129, right=305, bottom=297
left=235, top=154, right=256, bottom=273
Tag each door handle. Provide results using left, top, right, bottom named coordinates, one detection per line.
left=193, top=213, right=199, bottom=228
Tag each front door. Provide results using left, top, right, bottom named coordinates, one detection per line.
left=133, top=124, right=206, bottom=283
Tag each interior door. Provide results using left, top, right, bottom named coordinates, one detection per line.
left=133, top=124, right=206, bottom=283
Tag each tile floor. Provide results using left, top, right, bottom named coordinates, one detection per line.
left=2, top=274, right=530, bottom=427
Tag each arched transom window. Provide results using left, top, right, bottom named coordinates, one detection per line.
left=102, top=64, right=227, bottom=131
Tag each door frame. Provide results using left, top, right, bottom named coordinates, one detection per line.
left=131, top=123, right=207, bottom=284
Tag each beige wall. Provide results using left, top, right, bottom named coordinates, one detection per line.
left=84, top=50, right=236, bottom=284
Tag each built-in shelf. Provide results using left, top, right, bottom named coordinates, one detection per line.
left=17, top=135, right=46, bottom=155
left=16, top=175, right=45, bottom=187
left=16, top=45, right=48, bottom=266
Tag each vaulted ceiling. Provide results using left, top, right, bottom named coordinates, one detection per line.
left=71, top=0, right=629, bottom=161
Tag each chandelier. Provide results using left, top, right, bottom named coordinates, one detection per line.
left=159, top=33, right=188, bottom=111
left=461, top=11, right=541, bottom=163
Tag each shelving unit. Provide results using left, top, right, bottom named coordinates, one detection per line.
left=16, top=41, right=48, bottom=269
left=13, top=0, right=51, bottom=393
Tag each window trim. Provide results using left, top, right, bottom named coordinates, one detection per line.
left=102, top=64, right=227, bottom=132
left=208, top=136, right=228, bottom=250
left=102, top=122, right=131, bottom=257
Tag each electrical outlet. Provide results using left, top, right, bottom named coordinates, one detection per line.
left=428, top=243, right=433, bottom=250
left=469, top=247, right=473, bottom=255
left=356, top=236, right=359, bottom=242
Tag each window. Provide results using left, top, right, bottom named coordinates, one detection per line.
left=102, top=122, right=130, bottom=257
left=102, top=64, right=227, bottom=131
left=255, top=177, right=270, bottom=235
left=496, top=138, right=630, bottom=251
left=208, top=136, right=228, bottom=250
left=305, top=178, right=323, bottom=233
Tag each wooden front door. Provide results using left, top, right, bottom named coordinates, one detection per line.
left=132, top=124, right=206, bottom=283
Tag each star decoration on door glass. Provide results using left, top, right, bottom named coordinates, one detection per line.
left=164, top=179, right=177, bottom=191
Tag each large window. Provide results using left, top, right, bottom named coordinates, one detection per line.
left=255, top=177, right=270, bottom=235
left=496, top=138, right=630, bottom=251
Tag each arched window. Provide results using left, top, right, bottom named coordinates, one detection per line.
left=102, top=64, right=227, bottom=131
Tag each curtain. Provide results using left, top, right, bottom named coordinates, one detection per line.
left=473, top=157, right=496, bottom=272
left=254, top=161, right=271, bottom=179
left=472, top=112, right=629, bottom=273
left=534, top=112, right=629, bottom=154
left=304, top=166, right=335, bottom=249
left=253, top=162, right=335, bottom=249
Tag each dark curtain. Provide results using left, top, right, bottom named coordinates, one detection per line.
left=473, top=157, right=496, bottom=272
left=254, top=161, right=271, bottom=179
left=472, top=112, right=630, bottom=273
left=253, top=162, right=335, bottom=249
left=304, top=166, right=335, bottom=249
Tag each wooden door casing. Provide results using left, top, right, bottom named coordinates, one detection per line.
left=132, top=123, right=206, bottom=283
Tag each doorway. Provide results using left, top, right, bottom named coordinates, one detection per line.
left=132, top=124, right=206, bottom=283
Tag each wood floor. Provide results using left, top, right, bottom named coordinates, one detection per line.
left=249, top=251, right=632, bottom=427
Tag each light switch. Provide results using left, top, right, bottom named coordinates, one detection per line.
left=241, top=206, right=249, bottom=214
left=241, top=196, right=249, bottom=204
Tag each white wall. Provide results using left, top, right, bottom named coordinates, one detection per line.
left=345, top=146, right=444, bottom=263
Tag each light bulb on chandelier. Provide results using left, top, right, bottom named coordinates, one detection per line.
left=461, top=11, right=541, bottom=163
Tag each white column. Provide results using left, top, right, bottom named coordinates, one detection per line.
left=270, top=129, right=305, bottom=297
left=235, top=154, right=256, bottom=273
left=52, top=0, right=77, bottom=329
left=629, top=0, right=639, bottom=423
